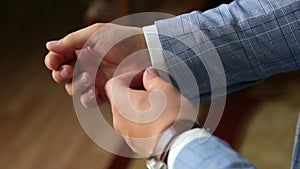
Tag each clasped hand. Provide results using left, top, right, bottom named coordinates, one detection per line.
left=45, top=23, right=197, bottom=156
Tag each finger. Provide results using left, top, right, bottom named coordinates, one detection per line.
left=143, top=68, right=196, bottom=122
left=46, top=23, right=102, bottom=53
left=65, top=72, right=92, bottom=96
left=80, top=87, right=103, bottom=108
left=52, top=64, right=74, bottom=83
left=143, top=67, right=175, bottom=91
left=105, top=72, right=144, bottom=104
left=45, top=51, right=63, bottom=70
left=105, top=73, right=150, bottom=126
left=45, top=51, right=75, bottom=70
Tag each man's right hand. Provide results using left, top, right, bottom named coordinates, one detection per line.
left=44, top=23, right=151, bottom=108
left=104, top=67, right=197, bottom=156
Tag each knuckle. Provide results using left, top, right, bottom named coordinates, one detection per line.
left=44, top=56, right=51, bottom=69
left=92, top=23, right=102, bottom=28
left=65, top=33, right=75, bottom=41
left=111, top=104, right=118, bottom=113
left=52, top=71, right=61, bottom=83
left=112, top=118, right=120, bottom=132
left=104, top=80, right=112, bottom=93
left=65, top=84, right=73, bottom=95
left=72, top=80, right=80, bottom=94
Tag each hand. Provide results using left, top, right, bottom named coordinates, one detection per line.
left=105, top=67, right=197, bottom=156
left=44, top=23, right=151, bottom=108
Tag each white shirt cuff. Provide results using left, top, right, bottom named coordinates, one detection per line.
left=142, top=25, right=171, bottom=83
left=167, top=128, right=211, bottom=169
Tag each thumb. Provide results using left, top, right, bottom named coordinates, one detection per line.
left=143, top=67, right=171, bottom=91
left=105, top=71, right=142, bottom=103
left=46, top=23, right=102, bottom=53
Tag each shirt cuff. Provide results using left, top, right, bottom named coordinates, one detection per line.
left=142, top=25, right=171, bottom=83
left=167, top=128, right=210, bottom=169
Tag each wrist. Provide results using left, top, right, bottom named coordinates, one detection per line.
left=146, top=120, right=199, bottom=169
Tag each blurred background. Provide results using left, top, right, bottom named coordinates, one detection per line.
left=0, top=0, right=299, bottom=169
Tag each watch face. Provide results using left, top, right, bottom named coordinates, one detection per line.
left=146, top=158, right=167, bottom=169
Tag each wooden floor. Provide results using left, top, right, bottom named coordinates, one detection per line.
left=0, top=66, right=112, bottom=169
left=0, top=42, right=114, bottom=169
left=1, top=1, right=300, bottom=169
left=0, top=1, right=115, bottom=169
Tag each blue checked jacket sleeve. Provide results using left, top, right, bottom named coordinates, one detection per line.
left=169, top=114, right=299, bottom=169
left=155, top=0, right=300, bottom=102
left=171, top=135, right=255, bottom=169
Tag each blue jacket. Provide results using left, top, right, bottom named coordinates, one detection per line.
left=154, top=0, right=300, bottom=168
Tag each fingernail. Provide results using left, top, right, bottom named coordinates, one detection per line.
left=146, top=68, right=157, bottom=77
left=46, top=40, right=60, bottom=47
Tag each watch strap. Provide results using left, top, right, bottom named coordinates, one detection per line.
left=146, top=120, right=199, bottom=169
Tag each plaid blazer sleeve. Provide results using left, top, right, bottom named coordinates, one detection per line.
left=170, top=114, right=299, bottom=169
left=172, top=135, right=256, bottom=169
left=155, top=0, right=300, bottom=102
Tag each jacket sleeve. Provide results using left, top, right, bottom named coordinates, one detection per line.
left=168, top=129, right=256, bottom=169
left=155, top=0, right=300, bottom=103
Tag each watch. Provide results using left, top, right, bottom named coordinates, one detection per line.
left=145, top=120, right=199, bottom=169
